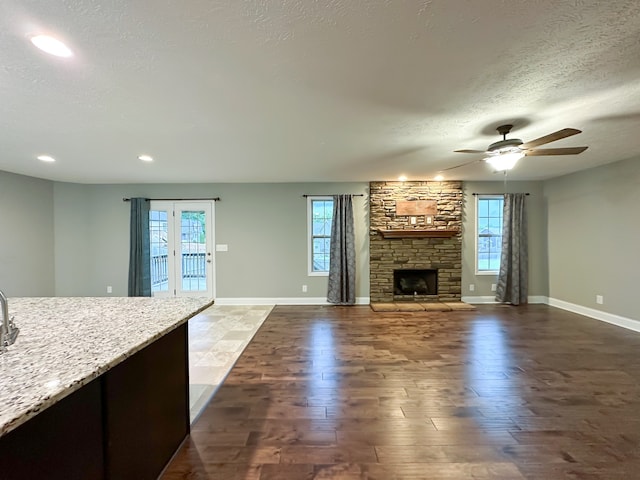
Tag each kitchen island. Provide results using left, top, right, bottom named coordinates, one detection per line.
left=0, top=296, right=214, bottom=480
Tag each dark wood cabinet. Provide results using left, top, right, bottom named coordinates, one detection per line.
left=0, top=323, right=189, bottom=480
left=104, top=324, right=189, bottom=479
left=0, top=378, right=104, bottom=480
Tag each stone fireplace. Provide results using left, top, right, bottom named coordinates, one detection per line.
left=369, top=181, right=463, bottom=303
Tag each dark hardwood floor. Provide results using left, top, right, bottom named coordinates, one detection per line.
left=162, top=304, right=640, bottom=479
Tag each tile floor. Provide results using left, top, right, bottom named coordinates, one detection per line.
left=187, top=304, right=274, bottom=422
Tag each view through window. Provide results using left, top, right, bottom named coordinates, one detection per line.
left=476, top=195, right=504, bottom=273
left=308, top=197, right=333, bottom=275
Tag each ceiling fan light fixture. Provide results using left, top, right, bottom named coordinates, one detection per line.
left=452, top=124, right=586, bottom=174
left=485, top=151, right=524, bottom=171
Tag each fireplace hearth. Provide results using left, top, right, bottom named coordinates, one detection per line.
left=394, top=269, right=438, bottom=296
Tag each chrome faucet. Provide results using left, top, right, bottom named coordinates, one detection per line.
left=0, top=290, right=19, bottom=353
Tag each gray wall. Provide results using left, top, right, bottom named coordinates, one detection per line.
left=53, top=182, right=370, bottom=300
left=54, top=182, right=124, bottom=296
left=0, top=170, right=55, bottom=296
left=9, top=160, right=638, bottom=319
left=544, top=156, right=640, bottom=320
left=461, top=180, right=548, bottom=299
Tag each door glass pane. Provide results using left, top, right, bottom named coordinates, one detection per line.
left=150, top=210, right=169, bottom=293
left=180, top=210, right=207, bottom=292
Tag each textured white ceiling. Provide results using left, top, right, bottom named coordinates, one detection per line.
left=1, top=0, right=639, bottom=183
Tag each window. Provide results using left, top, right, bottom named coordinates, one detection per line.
left=308, top=197, right=334, bottom=275
left=476, top=195, right=504, bottom=273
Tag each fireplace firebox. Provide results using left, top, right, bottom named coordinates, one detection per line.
left=393, top=269, right=438, bottom=296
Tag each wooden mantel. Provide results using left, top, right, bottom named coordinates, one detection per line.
left=377, top=229, right=459, bottom=239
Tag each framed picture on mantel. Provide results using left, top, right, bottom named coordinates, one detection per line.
left=396, top=200, right=437, bottom=216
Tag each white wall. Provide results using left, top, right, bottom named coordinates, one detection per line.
left=53, top=182, right=370, bottom=301
left=544, top=156, right=640, bottom=321
left=461, top=180, right=548, bottom=301
left=0, top=171, right=55, bottom=296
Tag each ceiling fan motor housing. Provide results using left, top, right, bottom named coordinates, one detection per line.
left=487, top=138, right=524, bottom=155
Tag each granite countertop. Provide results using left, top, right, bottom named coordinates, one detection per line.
left=0, top=296, right=214, bottom=438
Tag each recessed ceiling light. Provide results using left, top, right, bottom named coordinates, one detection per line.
left=434, top=174, right=444, bottom=181
left=44, top=378, right=61, bottom=389
left=138, top=155, right=153, bottom=162
left=398, top=175, right=407, bottom=182
left=37, top=155, right=55, bottom=162
left=30, top=35, right=73, bottom=58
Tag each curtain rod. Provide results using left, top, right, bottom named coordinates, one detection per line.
left=123, top=197, right=220, bottom=202
left=472, top=193, right=529, bottom=196
left=302, top=194, right=364, bottom=198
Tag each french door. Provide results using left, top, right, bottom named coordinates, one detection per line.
left=149, top=201, right=215, bottom=298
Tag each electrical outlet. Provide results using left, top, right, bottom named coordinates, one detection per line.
left=302, top=285, right=308, bottom=293
left=426, top=216, right=433, bottom=225
left=596, top=295, right=604, bottom=305
left=491, top=284, right=497, bottom=292
left=107, top=286, right=112, bottom=294
left=410, top=216, right=417, bottom=225
left=469, top=284, right=475, bottom=292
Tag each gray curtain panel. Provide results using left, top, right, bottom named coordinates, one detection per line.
left=496, top=193, right=528, bottom=305
left=327, top=194, right=356, bottom=305
left=128, top=197, right=152, bottom=297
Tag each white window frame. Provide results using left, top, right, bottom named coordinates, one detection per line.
left=149, top=201, right=215, bottom=297
left=307, top=196, right=333, bottom=276
left=475, top=194, right=504, bottom=275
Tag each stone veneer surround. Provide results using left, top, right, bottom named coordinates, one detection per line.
left=369, top=181, right=463, bottom=303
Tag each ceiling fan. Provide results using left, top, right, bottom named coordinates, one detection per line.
left=448, top=124, right=588, bottom=172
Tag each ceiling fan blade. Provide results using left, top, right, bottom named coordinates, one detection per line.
left=525, top=146, right=588, bottom=156
left=453, top=149, right=486, bottom=154
left=520, top=128, right=581, bottom=149
left=441, top=159, right=481, bottom=171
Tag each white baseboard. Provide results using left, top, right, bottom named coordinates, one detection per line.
left=548, top=297, right=640, bottom=333
left=461, top=296, right=497, bottom=304
left=528, top=296, right=549, bottom=304
left=215, top=296, right=371, bottom=306
left=461, top=295, right=548, bottom=304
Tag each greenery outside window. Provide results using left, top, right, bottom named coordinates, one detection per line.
left=308, top=197, right=333, bottom=275
left=476, top=195, right=504, bottom=274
